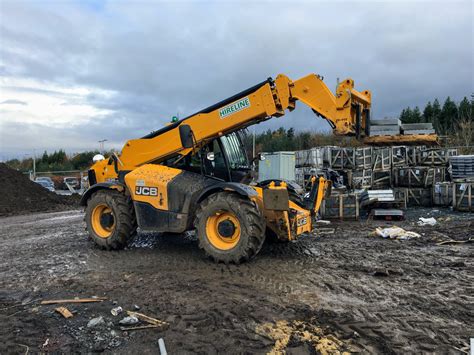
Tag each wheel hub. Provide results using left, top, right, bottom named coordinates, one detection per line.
left=217, top=219, right=236, bottom=238
left=100, top=213, right=114, bottom=229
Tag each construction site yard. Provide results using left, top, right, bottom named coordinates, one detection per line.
left=0, top=208, right=472, bottom=354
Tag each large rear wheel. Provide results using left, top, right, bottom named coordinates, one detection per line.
left=195, top=192, right=265, bottom=264
left=85, top=190, right=137, bottom=249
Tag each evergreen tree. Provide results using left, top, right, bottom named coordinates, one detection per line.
left=423, top=101, right=433, bottom=123
left=287, top=127, right=295, bottom=139
left=400, top=107, right=413, bottom=123
left=432, top=99, right=442, bottom=133
left=41, top=151, right=48, bottom=164
left=458, top=96, right=472, bottom=123
left=440, top=97, right=458, bottom=134
left=412, top=106, right=422, bottom=123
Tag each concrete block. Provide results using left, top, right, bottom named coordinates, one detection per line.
left=401, top=123, right=434, bottom=130
left=404, top=129, right=436, bottom=135
left=370, top=130, right=400, bottom=136
left=371, top=118, right=401, bottom=126
left=370, top=125, right=400, bottom=131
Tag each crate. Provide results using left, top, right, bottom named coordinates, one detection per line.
left=404, top=188, right=432, bottom=207
left=320, top=191, right=360, bottom=220
left=354, top=147, right=373, bottom=169
left=426, top=167, right=447, bottom=186
left=406, top=146, right=421, bottom=166
left=393, top=166, right=446, bottom=188
left=453, top=181, right=474, bottom=212
left=433, top=182, right=453, bottom=206
left=393, top=188, right=408, bottom=209
left=372, top=147, right=391, bottom=171
left=420, top=148, right=458, bottom=166
left=391, top=146, right=408, bottom=167
left=372, top=170, right=392, bottom=189
left=342, top=169, right=373, bottom=189
left=327, top=147, right=355, bottom=169
left=295, top=148, right=324, bottom=168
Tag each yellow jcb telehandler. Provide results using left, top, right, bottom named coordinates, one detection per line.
left=81, top=73, right=372, bottom=263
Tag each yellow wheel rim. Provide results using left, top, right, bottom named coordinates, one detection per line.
left=91, top=203, right=115, bottom=238
left=205, top=212, right=241, bottom=250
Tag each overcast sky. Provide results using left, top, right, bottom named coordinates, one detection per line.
left=0, top=0, right=472, bottom=159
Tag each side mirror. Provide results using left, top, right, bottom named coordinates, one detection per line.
left=251, top=153, right=266, bottom=163
left=179, top=124, right=194, bottom=149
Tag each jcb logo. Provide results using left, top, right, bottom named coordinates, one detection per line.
left=297, top=217, right=307, bottom=227
left=135, top=186, right=158, bottom=196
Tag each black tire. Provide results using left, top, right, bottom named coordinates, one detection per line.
left=85, top=189, right=137, bottom=250
left=194, top=192, right=265, bottom=264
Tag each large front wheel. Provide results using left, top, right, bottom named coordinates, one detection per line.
left=85, top=190, right=137, bottom=249
left=195, top=192, right=265, bottom=264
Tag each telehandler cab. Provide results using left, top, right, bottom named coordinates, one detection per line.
left=81, top=73, right=371, bottom=263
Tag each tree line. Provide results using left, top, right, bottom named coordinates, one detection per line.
left=399, top=96, right=472, bottom=135
left=5, top=150, right=101, bottom=173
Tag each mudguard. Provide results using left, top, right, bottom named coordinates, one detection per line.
left=196, top=182, right=258, bottom=204
left=80, top=182, right=126, bottom=206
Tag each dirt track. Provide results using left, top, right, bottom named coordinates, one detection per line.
left=0, top=208, right=472, bottom=354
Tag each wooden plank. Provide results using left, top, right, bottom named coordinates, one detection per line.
left=120, top=325, right=160, bottom=331
left=339, top=195, right=343, bottom=219
left=355, top=195, right=359, bottom=219
left=364, top=134, right=439, bottom=146
left=126, top=311, right=167, bottom=326
left=41, top=297, right=107, bottom=305
left=452, top=183, right=456, bottom=209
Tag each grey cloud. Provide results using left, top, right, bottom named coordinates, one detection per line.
left=0, top=99, right=28, bottom=105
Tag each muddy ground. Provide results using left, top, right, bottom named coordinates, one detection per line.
left=0, top=208, right=472, bottom=354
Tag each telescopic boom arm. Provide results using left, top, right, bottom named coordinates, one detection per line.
left=102, top=73, right=371, bottom=174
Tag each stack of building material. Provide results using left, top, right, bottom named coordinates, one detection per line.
left=401, top=122, right=435, bottom=135
left=359, top=189, right=395, bottom=207
left=369, top=118, right=401, bottom=136
left=288, top=144, right=470, bottom=212
left=450, top=155, right=474, bottom=180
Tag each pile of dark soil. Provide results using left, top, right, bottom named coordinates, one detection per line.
left=0, top=163, right=80, bottom=216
